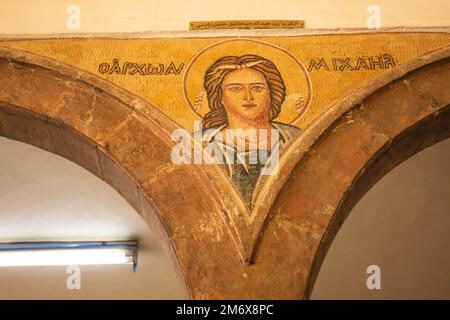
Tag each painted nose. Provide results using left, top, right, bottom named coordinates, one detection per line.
left=244, top=86, right=254, bottom=101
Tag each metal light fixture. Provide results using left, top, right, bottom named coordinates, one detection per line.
left=0, top=241, right=138, bottom=272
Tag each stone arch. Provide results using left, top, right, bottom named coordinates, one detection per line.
left=264, top=46, right=450, bottom=299
left=0, top=46, right=237, bottom=299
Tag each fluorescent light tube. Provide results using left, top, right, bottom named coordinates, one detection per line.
left=0, top=242, right=137, bottom=270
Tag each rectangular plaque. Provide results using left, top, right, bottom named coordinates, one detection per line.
left=189, top=20, right=305, bottom=30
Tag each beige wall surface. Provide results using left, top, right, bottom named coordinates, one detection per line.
left=0, top=0, right=449, bottom=34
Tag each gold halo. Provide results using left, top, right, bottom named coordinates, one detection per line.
left=182, top=38, right=313, bottom=125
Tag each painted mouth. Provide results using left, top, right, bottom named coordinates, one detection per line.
left=242, top=104, right=257, bottom=108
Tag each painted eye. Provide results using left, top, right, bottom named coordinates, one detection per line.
left=251, top=85, right=265, bottom=92
left=228, top=86, right=242, bottom=92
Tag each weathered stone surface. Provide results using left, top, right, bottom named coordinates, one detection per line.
left=0, top=104, right=55, bottom=154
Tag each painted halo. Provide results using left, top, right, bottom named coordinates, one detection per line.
left=182, top=38, right=313, bottom=125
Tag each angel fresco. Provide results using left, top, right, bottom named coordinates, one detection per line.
left=198, top=54, right=301, bottom=207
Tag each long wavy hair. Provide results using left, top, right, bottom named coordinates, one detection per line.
left=202, top=54, right=286, bottom=129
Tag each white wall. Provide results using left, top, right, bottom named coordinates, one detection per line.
left=0, top=0, right=449, bottom=34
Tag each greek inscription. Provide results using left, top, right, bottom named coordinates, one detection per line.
left=97, top=59, right=185, bottom=76
left=308, top=53, right=396, bottom=72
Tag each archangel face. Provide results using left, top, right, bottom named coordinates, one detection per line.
left=220, top=68, right=271, bottom=126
